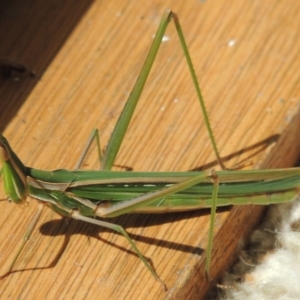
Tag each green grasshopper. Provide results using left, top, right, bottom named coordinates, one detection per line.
left=0, top=9, right=299, bottom=290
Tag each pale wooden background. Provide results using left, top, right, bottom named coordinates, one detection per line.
left=0, top=0, right=300, bottom=299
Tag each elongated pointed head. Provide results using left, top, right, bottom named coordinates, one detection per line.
left=0, top=133, right=27, bottom=204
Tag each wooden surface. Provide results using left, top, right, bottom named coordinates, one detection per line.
left=0, top=1, right=300, bottom=299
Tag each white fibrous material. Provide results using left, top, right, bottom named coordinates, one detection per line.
left=218, top=196, right=300, bottom=299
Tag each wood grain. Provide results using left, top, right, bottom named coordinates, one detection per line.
left=0, top=0, right=300, bottom=299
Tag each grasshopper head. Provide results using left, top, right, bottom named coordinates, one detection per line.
left=0, top=133, right=27, bottom=204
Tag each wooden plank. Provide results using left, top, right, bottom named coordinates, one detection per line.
left=0, top=0, right=300, bottom=299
